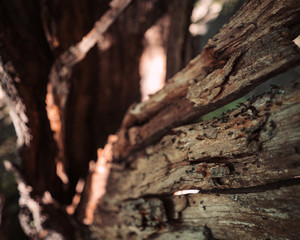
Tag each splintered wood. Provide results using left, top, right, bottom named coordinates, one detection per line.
left=94, top=79, right=300, bottom=239
left=113, top=0, right=300, bottom=159
left=92, top=0, right=300, bottom=239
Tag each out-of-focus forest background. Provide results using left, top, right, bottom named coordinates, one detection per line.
left=0, top=92, right=25, bottom=239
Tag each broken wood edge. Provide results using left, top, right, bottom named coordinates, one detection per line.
left=45, top=0, right=132, bottom=186
left=113, top=0, right=300, bottom=160
left=93, top=79, right=300, bottom=240
left=0, top=58, right=31, bottom=147
left=106, top=78, right=300, bottom=199
left=48, top=0, right=132, bottom=110
left=75, top=135, right=117, bottom=225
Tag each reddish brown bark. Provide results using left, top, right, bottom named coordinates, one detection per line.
left=1, top=0, right=299, bottom=239
left=113, top=0, right=300, bottom=160
left=0, top=0, right=197, bottom=238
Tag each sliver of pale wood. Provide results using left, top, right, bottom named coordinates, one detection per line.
left=113, top=0, right=300, bottom=159
left=93, top=78, right=300, bottom=240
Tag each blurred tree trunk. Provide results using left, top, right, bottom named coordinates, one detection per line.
left=0, top=0, right=196, bottom=238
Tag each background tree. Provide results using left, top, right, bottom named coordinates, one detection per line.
left=0, top=0, right=199, bottom=238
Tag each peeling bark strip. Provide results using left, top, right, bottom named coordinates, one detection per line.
left=93, top=79, right=300, bottom=239
left=75, top=135, right=117, bottom=225
left=0, top=58, right=30, bottom=146
left=0, top=58, right=60, bottom=197
left=114, top=0, right=300, bottom=159
left=46, top=0, right=132, bottom=186
left=48, top=0, right=132, bottom=109
left=3, top=161, right=89, bottom=239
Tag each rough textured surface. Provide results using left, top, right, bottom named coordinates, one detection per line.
left=0, top=0, right=200, bottom=237
left=114, top=0, right=300, bottom=159
left=169, top=184, right=300, bottom=240
left=92, top=1, right=300, bottom=238
left=1, top=0, right=300, bottom=239
left=110, top=81, right=300, bottom=198
left=93, top=79, right=300, bottom=239
left=43, top=0, right=197, bottom=202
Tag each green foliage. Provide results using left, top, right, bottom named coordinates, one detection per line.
left=200, top=96, right=247, bottom=121
left=220, top=0, right=242, bottom=15
left=0, top=98, right=25, bottom=239
left=0, top=100, right=19, bottom=196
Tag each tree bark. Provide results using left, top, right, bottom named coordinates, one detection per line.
left=114, top=0, right=300, bottom=160
left=93, top=77, right=300, bottom=240
left=0, top=0, right=197, bottom=238
left=1, top=0, right=300, bottom=239
left=92, top=0, right=300, bottom=239
left=165, top=0, right=198, bottom=80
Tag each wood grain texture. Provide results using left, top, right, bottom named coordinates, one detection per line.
left=168, top=184, right=300, bottom=240
left=114, top=0, right=300, bottom=159
left=95, top=184, right=300, bottom=239
left=93, top=79, right=300, bottom=239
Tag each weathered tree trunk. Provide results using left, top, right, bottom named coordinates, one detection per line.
left=1, top=0, right=300, bottom=239
left=0, top=0, right=196, bottom=197
left=93, top=74, right=300, bottom=240
left=114, top=0, right=300, bottom=160
left=92, top=0, right=300, bottom=239
left=0, top=0, right=197, bottom=238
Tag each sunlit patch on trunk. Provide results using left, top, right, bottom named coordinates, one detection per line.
left=174, top=189, right=199, bottom=196
left=74, top=135, right=117, bottom=225
left=46, top=86, right=68, bottom=185
left=139, top=19, right=167, bottom=101
left=66, top=178, right=85, bottom=215
left=189, top=0, right=223, bottom=36
left=293, top=35, right=300, bottom=47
